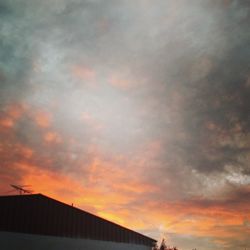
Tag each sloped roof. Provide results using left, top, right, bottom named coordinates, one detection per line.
left=0, top=194, right=156, bottom=247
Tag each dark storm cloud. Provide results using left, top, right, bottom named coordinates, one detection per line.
left=141, top=0, right=250, bottom=178
left=180, top=39, right=250, bottom=173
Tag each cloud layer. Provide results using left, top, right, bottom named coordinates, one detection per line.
left=0, top=0, right=250, bottom=249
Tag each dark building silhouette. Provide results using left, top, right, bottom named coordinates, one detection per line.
left=0, top=194, right=156, bottom=250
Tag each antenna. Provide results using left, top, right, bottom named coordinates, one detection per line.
left=10, top=184, right=33, bottom=195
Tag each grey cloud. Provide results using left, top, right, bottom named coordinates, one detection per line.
left=0, top=0, right=250, bottom=248
left=1, top=0, right=249, bottom=190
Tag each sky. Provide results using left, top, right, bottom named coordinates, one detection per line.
left=0, top=0, right=250, bottom=249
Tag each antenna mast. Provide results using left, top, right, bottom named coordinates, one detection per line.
left=10, top=184, right=33, bottom=195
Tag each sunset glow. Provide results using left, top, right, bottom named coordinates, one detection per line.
left=0, top=1, right=250, bottom=249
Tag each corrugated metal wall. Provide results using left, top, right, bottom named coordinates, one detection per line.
left=0, top=194, right=156, bottom=247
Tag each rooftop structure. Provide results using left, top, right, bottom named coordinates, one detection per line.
left=0, top=194, right=156, bottom=250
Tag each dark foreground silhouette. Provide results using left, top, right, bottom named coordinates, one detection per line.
left=152, top=239, right=179, bottom=250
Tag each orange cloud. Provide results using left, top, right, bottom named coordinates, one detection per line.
left=19, top=145, right=34, bottom=159
left=1, top=125, right=249, bottom=248
left=109, top=74, right=132, bottom=90
left=3, top=150, right=250, bottom=248
left=0, top=103, right=28, bottom=129
left=137, top=197, right=250, bottom=241
left=33, top=110, right=52, bottom=128
left=7, top=103, right=28, bottom=119
left=12, top=159, right=145, bottom=228
left=72, top=65, right=95, bottom=81
left=0, top=117, right=14, bottom=128
left=44, top=131, right=62, bottom=144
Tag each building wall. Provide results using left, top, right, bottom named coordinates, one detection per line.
left=0, top=195, right=155, bottom=247
left=0, top=231, right=153, bottom=250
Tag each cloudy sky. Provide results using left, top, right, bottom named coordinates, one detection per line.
left=0, top=0, right=250, bottom=249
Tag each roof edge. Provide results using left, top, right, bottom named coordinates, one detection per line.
left=0, top=193, right=157, bottom=242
